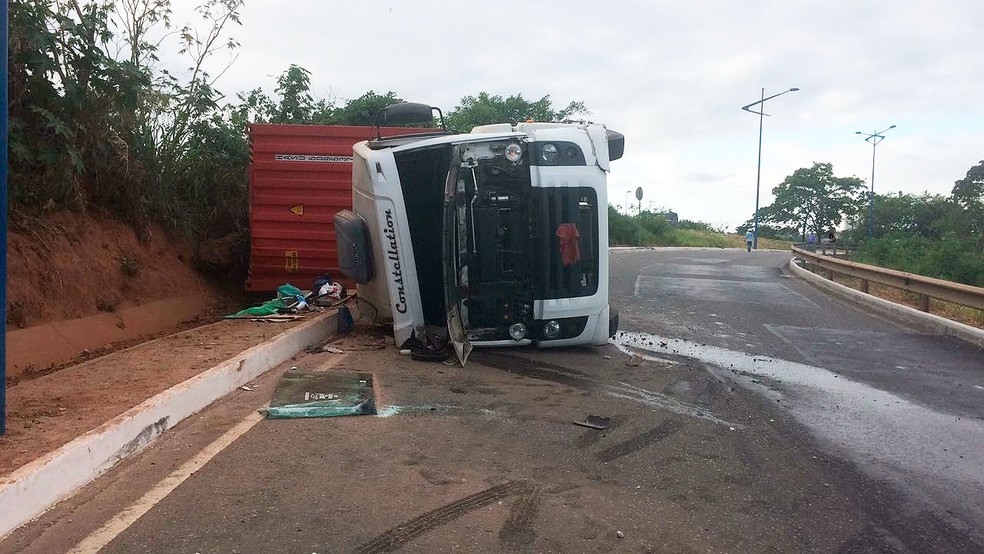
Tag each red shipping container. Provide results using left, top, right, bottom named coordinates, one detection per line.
left=246, top=124, right=423, bottom=292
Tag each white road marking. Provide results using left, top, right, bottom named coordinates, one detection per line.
left=67, top=411, right=265, bottom=554
left=633, top=275, right=646, bottom=297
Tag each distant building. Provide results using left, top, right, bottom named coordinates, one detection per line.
left=658, top=210, right=678, bottom=225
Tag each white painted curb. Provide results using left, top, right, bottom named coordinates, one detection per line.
left=0, top=312, right=337, bottom=540
left=789, top=258, right=984, bottom=349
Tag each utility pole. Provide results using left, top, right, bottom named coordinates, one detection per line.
left=856, top=125, right=896, bottom=238
left=741, top=87, right=800, bottom=249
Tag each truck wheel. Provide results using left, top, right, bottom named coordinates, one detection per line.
left=609, top=309, right=619, bottom=338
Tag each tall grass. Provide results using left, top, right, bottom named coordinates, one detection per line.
left=608, top=206, right=792, bottom=250
left=855, top=235, right=984, bottom=287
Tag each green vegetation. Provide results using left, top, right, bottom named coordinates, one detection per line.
left=8, top=0, right=249, bottom=240
left=843, top=162, right=984, bottom=287
left=7, top=0, right=587, bottom=278
left=853, top=235, right=983, bottom=287
left=607, top=207, right=790, bottom=249
left=445, top=93, right=589, bottom=133
left=736, top=162, right=865, bottom=241
left=741, top=160, right=984, bottom=287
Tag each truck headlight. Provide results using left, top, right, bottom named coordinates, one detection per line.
left=542, top=320, right=561, bottom=339
left=540, top=143, right=559, bottom=164
left=508, top=322, right=527, bottom=341
left=504, top=143, right=523, bottom=162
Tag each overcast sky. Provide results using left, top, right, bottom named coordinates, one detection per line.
left=166, top=0, right=984, bottom=231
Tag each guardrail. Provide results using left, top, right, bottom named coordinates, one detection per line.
left=791, top=244, right=984, bottom=313
left=793, top=242, right=856, bottom=259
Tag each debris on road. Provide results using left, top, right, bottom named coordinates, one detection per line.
left=404, top=326, right=452, bottom=363
left=305, top=342, right=346, bottom=354
left=573, top=415, right=611, bottom=430
left=263, top=371, right=376, bottom=418
left=226, top=283, right=337, bottom=320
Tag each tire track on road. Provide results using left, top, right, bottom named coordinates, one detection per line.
left=354, top=480, right=530, bottom=553
left=595, top=421, right=682, bottom=462
left=499, top=485, right=542, bottom=551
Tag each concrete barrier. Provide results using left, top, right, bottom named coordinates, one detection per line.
left=0, top=311, right=337, bottom=540
left=789, top=259, right=984, bottom=350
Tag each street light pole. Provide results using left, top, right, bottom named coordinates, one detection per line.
left=741, top=87, right=799, bottom=249
left=625, top=190, right=631, bottom=214
left=856, top=125, right=896, bottom=238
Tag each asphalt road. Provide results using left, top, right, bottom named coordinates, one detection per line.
left=609, top=247, right=984, bottom=547
left=4, top=247, right=983, bottom=553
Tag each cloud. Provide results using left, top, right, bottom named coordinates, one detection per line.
left=158, top=0, right=984, bottom=229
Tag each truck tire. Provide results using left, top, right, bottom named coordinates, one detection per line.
left=609, top=308, right=619, bottom=338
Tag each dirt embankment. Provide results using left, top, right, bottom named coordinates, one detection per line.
left=4, top=211, right=251, bottom=382
left=6, top=211, right=216, bottom=329
left=2, top=210, right=262, bottom=473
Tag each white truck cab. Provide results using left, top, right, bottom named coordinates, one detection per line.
left=335, top=103, right=624, bottom=364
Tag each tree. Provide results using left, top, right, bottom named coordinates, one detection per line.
left=333, top=90, right=403, bottom=126
left=445, top=92, right=589, bottom=132
left=951, top=159, right=984, bottom=239
left=270, top=64, right=316, bottom=123
left=760, top=163, right=865, bottom=241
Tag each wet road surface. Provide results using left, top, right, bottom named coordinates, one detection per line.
left=610, top=247, right=984, bottom=547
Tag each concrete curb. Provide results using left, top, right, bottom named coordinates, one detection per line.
left=789, top=258, right=984, bottom=349
left=0, top=311, right=337, bottom=540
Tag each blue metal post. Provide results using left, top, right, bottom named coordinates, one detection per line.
left=2, top=0, right=9, bottom=435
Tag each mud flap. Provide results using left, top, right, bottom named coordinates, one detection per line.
left=609, top=308, right=619, bottom=338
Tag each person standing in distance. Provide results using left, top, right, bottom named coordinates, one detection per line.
left=745, top=229, right=754, bottom=252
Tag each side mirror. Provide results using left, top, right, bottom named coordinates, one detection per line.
left=606, top=130, right=625, bottom=161
left=374, top=102, right=447, bottom=140
left=377, top=102, right=435, bottom=126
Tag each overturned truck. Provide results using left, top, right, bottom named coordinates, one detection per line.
left=335, top=103, right=624, bottom=364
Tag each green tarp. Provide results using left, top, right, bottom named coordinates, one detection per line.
left=229, top=283, right=308, bottom=317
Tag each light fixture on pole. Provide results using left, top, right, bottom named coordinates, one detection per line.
left=856, top=125, right=895, bottom=238
left=741, top=87, right=799, bottom=249
left=625, top=190, right=632, bottom=214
